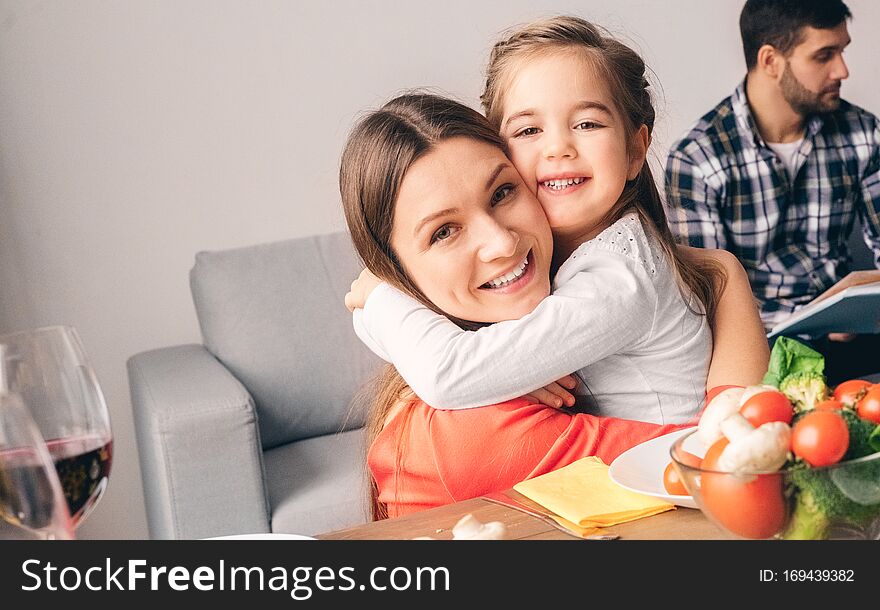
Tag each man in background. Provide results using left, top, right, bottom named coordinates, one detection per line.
left=665, top=0, right=880, bottom=384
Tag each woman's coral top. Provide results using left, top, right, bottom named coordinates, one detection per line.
left=368, top=386, right=735, bottom=517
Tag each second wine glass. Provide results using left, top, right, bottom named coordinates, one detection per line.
left=0, top=326, right=113, bottom=529
left=0, top=389, right=75, bottom=540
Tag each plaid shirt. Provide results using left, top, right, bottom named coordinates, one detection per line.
left=665, top=80, right=880, bottom=330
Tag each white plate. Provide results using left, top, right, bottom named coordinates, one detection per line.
left=203, top=533, right=316, bottom=540
left=608, top=427, right=703, bottom=509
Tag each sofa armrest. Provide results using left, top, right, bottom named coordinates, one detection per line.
left=127, top=344, right=271, bottom=539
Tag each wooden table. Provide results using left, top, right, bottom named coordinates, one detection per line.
left=316, top=489, right=734, bottom=540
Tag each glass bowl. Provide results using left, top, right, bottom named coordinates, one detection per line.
left=670, top=429, right=880, bottom=540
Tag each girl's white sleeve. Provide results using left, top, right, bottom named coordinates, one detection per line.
left=352, top=307, right=391, bottom=362
left=355, top=250, right=658, bottom=409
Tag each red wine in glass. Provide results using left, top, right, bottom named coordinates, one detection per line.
left=45, top=436, right=113, bottom=526
left=1, top=326, right=113, bottom=530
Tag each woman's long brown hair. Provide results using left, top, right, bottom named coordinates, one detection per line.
left=339, top=93, right=507, bottom=520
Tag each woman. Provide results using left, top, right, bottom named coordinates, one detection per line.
left=339, top=93, right=765, bottom=519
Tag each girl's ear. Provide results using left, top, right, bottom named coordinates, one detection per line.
left=627, top=124, right=649, bottom=181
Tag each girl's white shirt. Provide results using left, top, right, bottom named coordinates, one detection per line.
left=353, top=213, right=712, bottom=424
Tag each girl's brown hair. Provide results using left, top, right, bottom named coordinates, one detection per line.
left=481, top=15, right=725, bottom=321
left=339, top=93, right=506, bottom=520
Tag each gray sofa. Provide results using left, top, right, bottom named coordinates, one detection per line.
left=127, top=231, right=383, bottom=539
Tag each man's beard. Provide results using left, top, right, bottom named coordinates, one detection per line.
left=780, top=62, right=841, bottom=115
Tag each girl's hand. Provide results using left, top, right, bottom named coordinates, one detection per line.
left=345, top=268, right=383, bottom=312
left=521, top=375, right=578, bottom=409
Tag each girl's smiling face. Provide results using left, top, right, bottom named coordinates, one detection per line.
left=390, top=136, right=553, bottom=324
left=499, top=50, right=647, bottom=250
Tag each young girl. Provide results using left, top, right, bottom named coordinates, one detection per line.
left=347, top=16, right=768, bottom=424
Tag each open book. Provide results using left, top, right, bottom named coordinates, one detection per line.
left=767, top=271, right=880, bottom=339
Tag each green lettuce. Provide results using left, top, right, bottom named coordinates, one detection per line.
left=762, top=336, right=825, bottom=388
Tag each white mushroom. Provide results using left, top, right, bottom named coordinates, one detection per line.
left=716, top=413, right=791, bottom=475
left=719, top=412, right=756, bottom=441
left=451, top=513, right=507, bottom=540
left=698, top=387, right=746, bottom=447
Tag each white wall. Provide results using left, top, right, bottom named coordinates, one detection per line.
left=1, top=0, right=878, bottom=539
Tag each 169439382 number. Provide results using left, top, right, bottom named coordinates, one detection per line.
left=783, top=569, right=854, bottom=582
left=759, top=569, right=855, bottom=582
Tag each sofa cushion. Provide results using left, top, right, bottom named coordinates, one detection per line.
left=264, top=427, right=370, bottom=536
left=190, top=232, right=383, bottom=448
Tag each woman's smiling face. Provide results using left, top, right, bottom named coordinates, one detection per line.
left=390, top=136, right=553, bottom=324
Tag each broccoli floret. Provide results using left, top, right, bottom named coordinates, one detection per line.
left=840, top=408, right=880, bottom=460
left=783, top=472, right=833, bottom=540
left=783, top=462, right=880, bottom=539
left=779, top=371, right=828, bottom=412
left=782, top=410, right=880, bottom=540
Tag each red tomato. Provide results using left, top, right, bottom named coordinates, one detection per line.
left=663, top=462, right=688, bottom=495
left=663, top=452, right=702, bottom=495
left=702, top=437, right=728, bottom=469
left=815, top=399, right=844, bottom=411
left=791, top=410, right=849, bottom=467
left=833, top=379, right=872, bottom=406
left=739, top=390, right=794, bottom=426
left=856, top=385, right=880, bottom=424
left=700, top=438, right=787, bottom=539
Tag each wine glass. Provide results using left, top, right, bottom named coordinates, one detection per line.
left=0, top=326, right=113, bottom=529
left=0, top=388, right=75, bottom=540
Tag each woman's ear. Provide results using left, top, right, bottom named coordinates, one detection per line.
left=627, top=124, right=649, bottom=181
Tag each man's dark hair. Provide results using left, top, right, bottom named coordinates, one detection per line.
left=740, top=0, right=851, bottom=71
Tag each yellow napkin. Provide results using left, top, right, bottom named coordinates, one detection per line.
left=513, top=456, right=674, bottom=536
